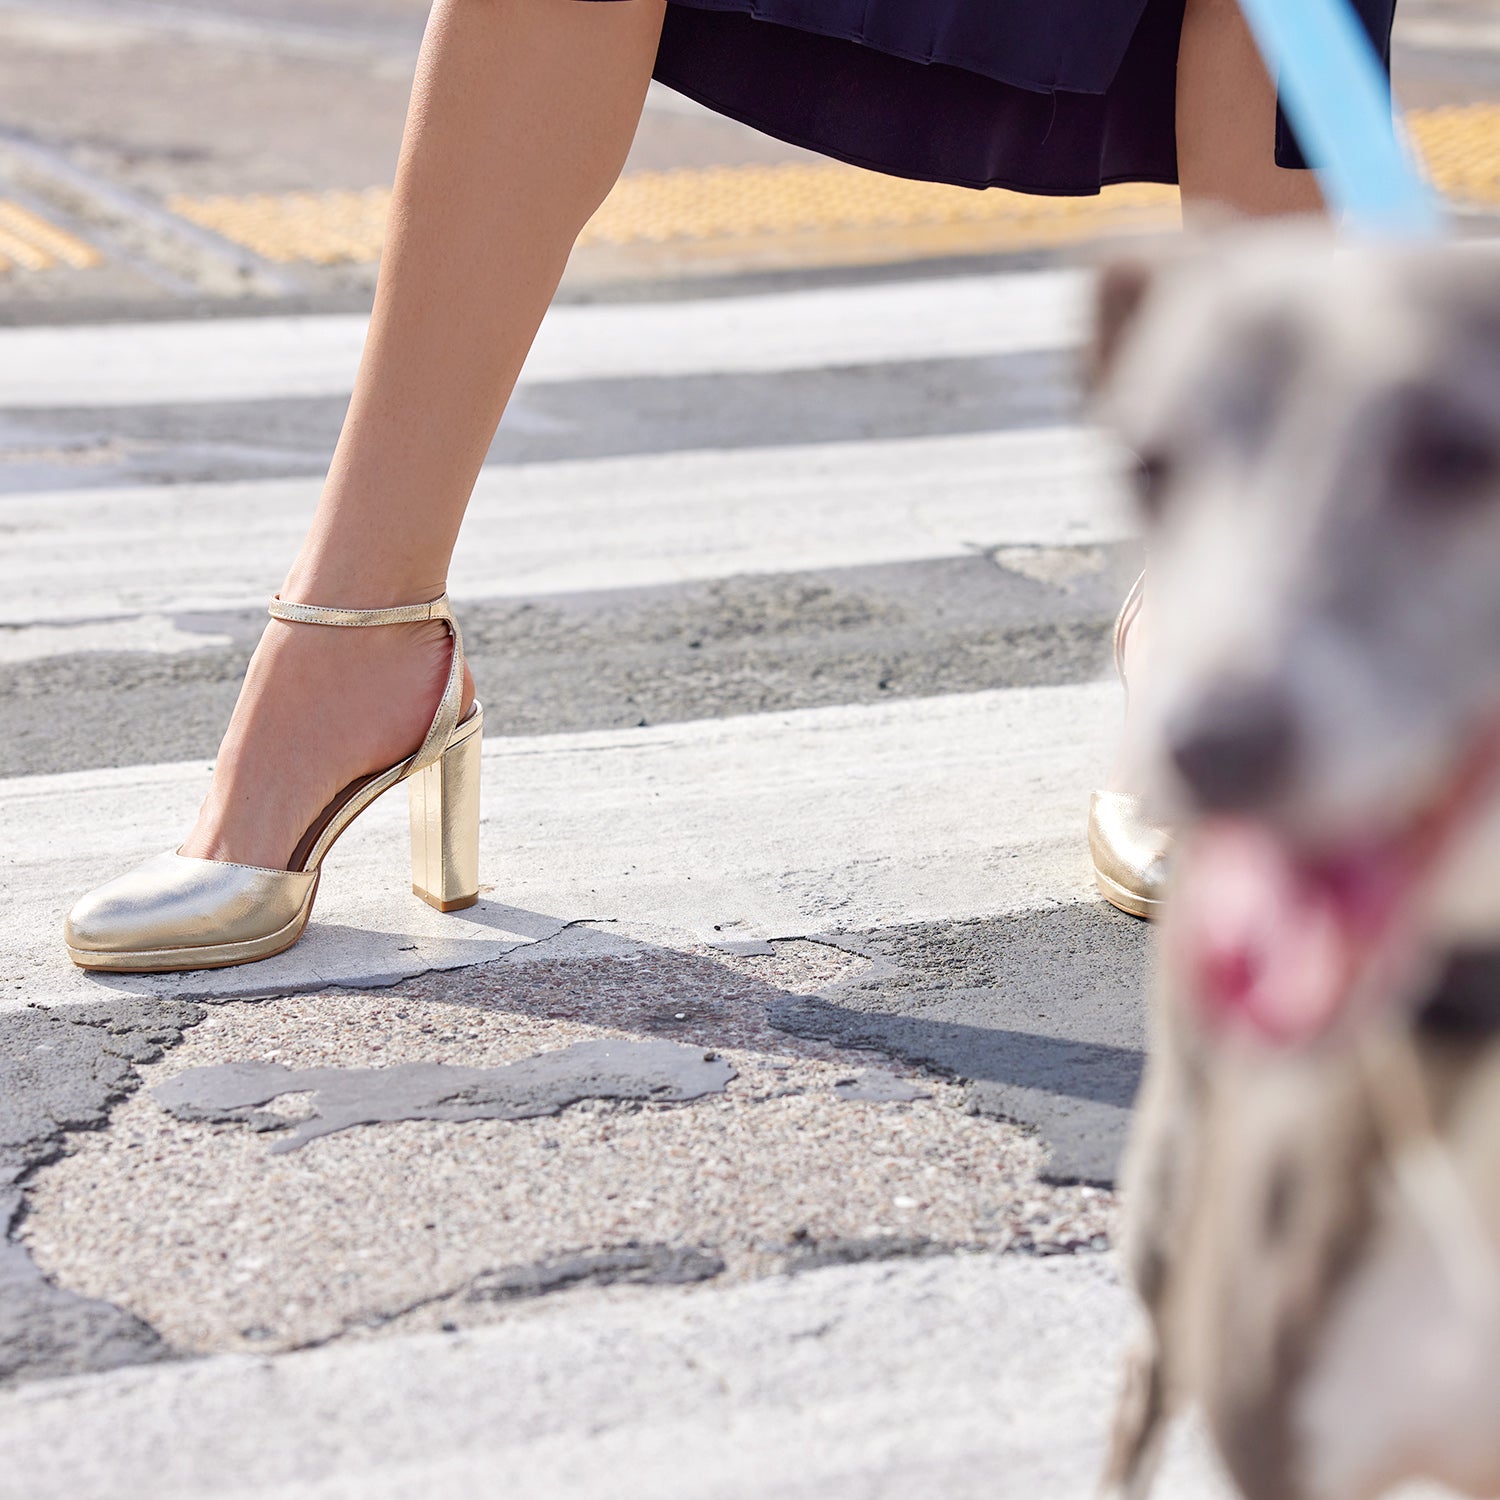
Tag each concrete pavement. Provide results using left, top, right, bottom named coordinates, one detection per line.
left=3, top=1255, right=1242, bottom=1500
left=0, top=232, right=1474, bottom=1500
left=0, top=428, right=1125, bottom=621
left=0, top=270, right=1089, bottom=409
left=0, top=249, right=1180, bottom=1498
left=1, top=3, right=1494, bottom=1493
left=0, top=0, right=1496, bottom=314
left=6, top=683, right=1118, bottom=1004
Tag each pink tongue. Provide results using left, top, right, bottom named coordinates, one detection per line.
left=1169, top=820, right=1402, bottom=1045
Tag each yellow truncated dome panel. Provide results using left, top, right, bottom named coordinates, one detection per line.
left=0, top=200, right=103, bottom=274
left=165, top=104, right=1500, bottom=269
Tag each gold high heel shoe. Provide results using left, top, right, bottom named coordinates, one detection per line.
left=64, top=593, right=483, bottom=973
left=1088, top=574, right=1171, bottom=920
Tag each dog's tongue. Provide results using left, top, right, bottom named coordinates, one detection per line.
left=1170, top=819, right=1413, bottom=1045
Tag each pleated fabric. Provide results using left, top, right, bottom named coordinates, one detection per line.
left=583, top=0, right=1397, bottom=194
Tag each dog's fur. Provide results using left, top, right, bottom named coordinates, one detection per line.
left=1096, top=230, right=1500, bottom=1500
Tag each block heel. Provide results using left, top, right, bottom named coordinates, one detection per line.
left=409, top=705, right=483, bottom=913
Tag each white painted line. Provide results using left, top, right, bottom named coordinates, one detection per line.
left=0, top=428, right=1132, bottom=627
left=0, top=615, right=231, bottom=665
left=0, top=0, right=418, bottom=61
left=1397, top=18, right=1500, bottom=53
left=0, top=682, right=1115, bottom=1008
left=644, top=78, right=726, bottom=118
left=0, top=269, right=1088, bottom=410
left=0, top=1255, right=1240, bottom=1500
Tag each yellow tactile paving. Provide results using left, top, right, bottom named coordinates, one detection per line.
left=168, top=102, right=1500, bottom=270
left=164, top=187, right=392, bottom=269
left=1409, top=104, right=1500, bottom=210
left=168, top=175, right=1179, bottom=268
left=576, top=169, right=1180, bottom=247
left=0, top=200, right=103, bottom=274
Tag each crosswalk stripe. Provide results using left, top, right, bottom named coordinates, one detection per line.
left=1, top=274, right=1125, bottom=1007
left=0, top=681, right=1113, bottom=1010
left=0, top=428, right=1129, bottom=629
left=0, top=1255, right=1237, bottom=1500
left=0, top=615, right=233, bottom=665
left=0, top=269, right=1088, bottom=410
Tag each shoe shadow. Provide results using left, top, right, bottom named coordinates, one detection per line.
left=76, top=897, right=1149, bottom=1185
left=72, top=896, right=582, bottom=1003
left=769, top=993, right=1142, bottom=1186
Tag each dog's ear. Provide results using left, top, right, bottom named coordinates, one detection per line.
left=1090, top=226, right=1238, bottom=390
left=1090, top=255, right=1157, bottom=389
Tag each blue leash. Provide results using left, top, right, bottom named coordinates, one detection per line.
left=1233, top=0, right=1442, bottom=235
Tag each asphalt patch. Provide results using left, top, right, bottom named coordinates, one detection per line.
left=0, top=998, right=202, bottom=1385
left=153, top=1039, right=738, bottom=1152
left=0, top=1193, right=169, bottom=1386
left=0, top=549, right=1136, bottom=779
left=832, top=1070, right=930, bottom=1103
left=0, top=999, right=205, bottom=1192
left=771, top=906, right=1152, bottom=1186
left=466, top=1244, right=724, bottom=1304
left=0, top=351, right=1078, bottom=492
left=782, top=1233, right=948, bottom=1274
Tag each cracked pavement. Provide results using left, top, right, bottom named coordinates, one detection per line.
left=9, top=926, right=1124, bottom=1372
left=0, top=999, right=199, bottom=1384
left=0, top=218, right=1338, bottom=1500
left=1, top=3, right=1492, bottom=1494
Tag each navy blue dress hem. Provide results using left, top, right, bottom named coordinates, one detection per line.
left=652, top=0, right=1190, bottom=197
left=653, top=68, right=1182, bottom=196
left=653, top=0, right=1153, bottom=97
left=585, top=0, right=1399, bottom=196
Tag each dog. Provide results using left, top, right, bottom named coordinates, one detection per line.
left=1093, top=228, right=1500, bottom=1500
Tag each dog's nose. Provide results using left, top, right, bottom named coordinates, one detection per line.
left=1167, top=680, right=1296, bottom=812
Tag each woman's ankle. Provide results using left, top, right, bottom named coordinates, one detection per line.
left=181, top=610, right=472, bottom=869
left=280, top=557, right=450, bottom=611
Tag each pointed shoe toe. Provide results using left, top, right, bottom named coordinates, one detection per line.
left=65, top=851, right=319, bottom=973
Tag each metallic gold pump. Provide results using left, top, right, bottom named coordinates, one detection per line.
left=1088, top=574, right=1172, bottom=920
left=64, top=593, right=483, bottom=973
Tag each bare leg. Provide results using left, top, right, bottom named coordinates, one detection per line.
left=1103, top=0, right=1324, bottom=788
left=1175, top=0, right=1325, bottom=223
left=182, top=0, right=666, bottom=868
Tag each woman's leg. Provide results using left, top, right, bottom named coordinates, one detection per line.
left=1097, top=0, right=1323, bottom=874
left=182, top=0, right=666, bottom=868
left=1175, top=0, right=1325, bottom=222
left=1111, top=0, right=1323, bottom=726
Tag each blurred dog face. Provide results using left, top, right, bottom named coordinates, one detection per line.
left=1098, top=234, right=1500, bottom=1500
left=1098, top=231, right=1500, bottom=1039
left=1105, top=233, right=1500, bottom=837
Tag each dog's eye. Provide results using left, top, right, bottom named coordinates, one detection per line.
left=1132, top=451, right=1173, bottom=518
left=1396, top=408, right=1499, bottom=510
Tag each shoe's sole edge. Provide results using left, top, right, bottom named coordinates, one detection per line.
left=411, top=886, right=479, bottom=914
left=1093, top=864, right=1163, bottom=923
left=65, top=883, right=319, bottom=974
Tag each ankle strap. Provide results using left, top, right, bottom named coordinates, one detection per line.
left=268, top=595, right=455, bottom=629
left=268, top=591, right=466, bottom=774
left=1112, top=571, right=1145, bottom=695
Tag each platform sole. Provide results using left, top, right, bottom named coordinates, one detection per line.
left=1092, top=863, right=1162, bottom=923
left=66, top=879, right=320, bottom=974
